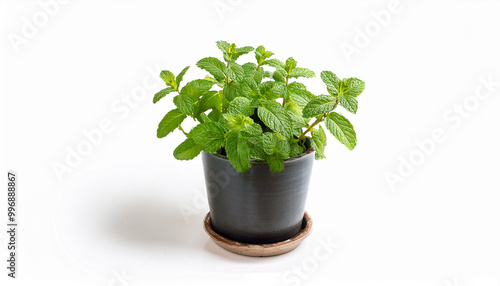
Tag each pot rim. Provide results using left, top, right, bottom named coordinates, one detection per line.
left=202, top=147, right=315, bottom=164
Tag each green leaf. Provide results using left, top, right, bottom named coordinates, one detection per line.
left=262, top=59, right=285, bottom=69
left=208, top=109, right=222, bottom=122
left=198, top=112, right=211, bottom=123
left=285, top=57, right=297, bottom=73
left=261, top=132, right=278, bottom=155
left=266, top=154, right=284, bottom=173
left=260, top=133, right=289, bottom=157
left=272, top=69, right=286, bottom=83
left=223, top=114, right=262, bottom=136
left=157, top=109, right=186, bottom=138
left=153, top=87, right=175, bottom=104
left=246, top=136, right=267, bottom=160
left=160, top=70, right=177, bottom=90
left=234, top=46, right=254, bottom=60
left=173, top=93, right=195, bottom=115
left=289, top=141, right=305, bottom=157
left=180, top=79, right=214, bottom=100
left=258, top=81, right=275, bottom=96
left=189, top=122, right=226, bottom=153
left=228, top=97, right=253, bottom=116
left=338, top=93, right=358, bottom=114
left=263, top=82, right=285, bottom=100
left=255, top=45, right=274, bottom=65
left=321, top=71, right=341, bottom=96
left=241, top=77, right=259, bottom=98
left=254, top=67, right=265, bottom=84
left=276, top=139, right=290, bottom=157
left=257, top=101, right=293, bottom=138
left=199, top=91, right=221, bottom=112
left=228, top=62, right=244, bottom=82
left=289, top=67, right=315, bottom=79
left=302, top=95, right=338, bottom=118
left=311, top=125, right=327, bottom=159
left=223, top=82, right=245, bottom=102
left=325, top=112, right=356, bottom=150
left=286, top=82, right=314, bottom=108
left=173, top=138, right=203, bottom=160
left=284, top=102, right=308, bottom=128
left=216, top=40, right=230, bottom=54
left=343, top=78, right=365, bottom=97
left=196, top=57, right=227, bottom=82
left=225, top=131, right=251, bottom=173
left=175, top=66, right=190, bottom=88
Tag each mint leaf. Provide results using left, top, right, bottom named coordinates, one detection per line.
left=261, top=132, right=278, bottom=155
left=302, top=95, right=338, bottom=118
left=257, top=101, right=292, bottom=138
left=286, top=82, right=314, bottom=108
left=208, top=109, right=222, bottom=122
left=272, top=69, right=286, bottom=83
left=284, top=102, right=308, bottom=128
left=265, top=82, right=286, bottom=100
left=153, top=87, right=175, bottom=104
left=225, top=131, right=251, bottom=173
left=258, top=81, right=275, bottom=96
left=174, top=138, right=203, bottom=160
left=321, top=71, right=341, bottom=96
left=262, top=59, right=285, bottom=69
left=160, top=70, right=177, bottom=90
left=246, top=135, right=267, bottom=160
left=190, top=122, right=226, bottom=153
left=325, top=112, right=356, bottom=150
left=157, top=109, right=186, bottom=138
left=289, top=67, right=315, bottom=79
left=285, top=57, right=297, bottom=73
left=344, top=78, right=365, bottom=97
left=173, top=93, right=195, bottom=115
left=255, top=45, right=274, bottom=65
left=216, top=40, right=230, bottom=54
left=260, top=133, right=289, bottom=157
left=234, top=46, right=254, bottom=61
left=228, top=62, right=244, bottom=82
left=289, top=141, right=306, bottom=157
left=180, top=79, right=214, bottom=100
left=222, top=114, right=262, bottom=136
left=266, top=154, right=284, bottom=173
left=228, top=97, right=253, bottom=116
left=196, top=57, right=227, bottom=83
left=338, top=93, right=358, bottom=114
left=311, top=125, right=327, bottom=159
left=254, top=67, right=265, bottom=84
left=276, top=139, right=290, bottom=157
left=199, top=90, right=221, bottom=112
left=223, top=82, right=245, bottom=102
left=175, top=66, right=190, bottom=88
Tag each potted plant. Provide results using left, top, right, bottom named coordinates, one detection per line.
left=153, top=41, right=365, bottom=256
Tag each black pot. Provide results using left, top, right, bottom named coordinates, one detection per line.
left=201, top=147, right=315, bottom=244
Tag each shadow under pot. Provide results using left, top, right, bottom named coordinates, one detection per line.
left=201, top=146, right=315, bottom=244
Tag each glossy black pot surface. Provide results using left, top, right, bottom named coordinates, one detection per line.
left=202, top=148, right=315, bottom=244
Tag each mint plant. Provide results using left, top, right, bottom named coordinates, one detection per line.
left=154, top=41, right=365, bottom=173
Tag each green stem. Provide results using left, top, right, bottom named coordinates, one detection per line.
left=298, top=114, right=324, bottom=140
left=178, top=125, right=188, bottom=136
left=282, top=77, right=289, bottom=107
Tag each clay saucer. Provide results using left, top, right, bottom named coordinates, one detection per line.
left=203, top=211, right=312, bottom=257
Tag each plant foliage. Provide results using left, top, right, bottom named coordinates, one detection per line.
left=154, top=41, right=365, bottom=173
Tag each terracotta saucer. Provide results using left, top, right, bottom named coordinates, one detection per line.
left=203, top=211, right=313, bottom=257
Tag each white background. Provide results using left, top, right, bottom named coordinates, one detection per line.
left=1, top=1, right=500, bottom=285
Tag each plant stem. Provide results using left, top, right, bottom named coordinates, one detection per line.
left=298, top=115, right=324, bottom=140
left=282, top=77, right=289, bottom=107
left=178, top=125, right=188, bottom=136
